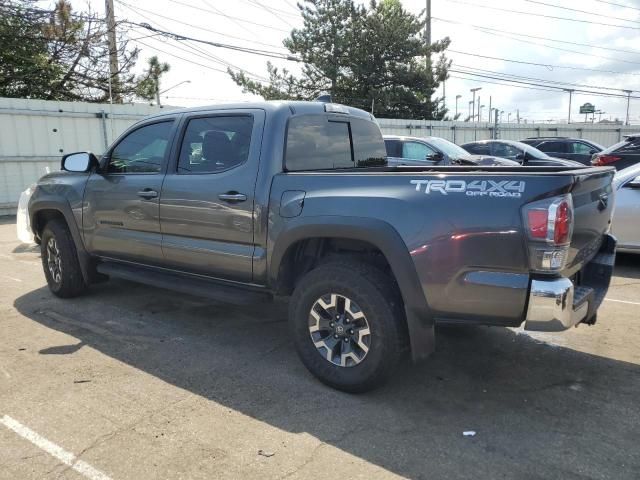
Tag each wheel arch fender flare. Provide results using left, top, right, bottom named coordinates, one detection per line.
left=29, top=198, right=91, bottom=283
left=269, top=215, right=435, bottom=361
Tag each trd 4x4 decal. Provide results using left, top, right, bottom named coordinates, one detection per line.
left=410, top=179, right=525, bottom=198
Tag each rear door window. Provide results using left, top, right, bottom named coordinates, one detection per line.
left=177, top=115, right=254, bottom=174
left=571, top=142, right=596, bottom=154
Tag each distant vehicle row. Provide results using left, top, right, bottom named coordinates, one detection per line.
left=385, top=134, right=640, bottom=170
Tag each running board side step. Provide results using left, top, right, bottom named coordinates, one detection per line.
left=96, top=261, right=272, bottom=305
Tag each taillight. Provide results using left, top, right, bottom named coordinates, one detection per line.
left=592, top=154, right=621, bottom=166
left=522, top=195, right=573, bottom=272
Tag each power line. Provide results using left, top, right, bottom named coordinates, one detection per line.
left=594, top=0, right=640, bottom=11
left=448, top=49, right=640, bottom=77
left=433, top=17, right=640, bottom=57
left=452, top=64, right=630, bottom=92
left=168, top=0, right=290, bottom=33
left=449, top=69, right=640, bottom=99
left=116, top=0, right=289, bottom=50
left=444, top=0, right=640, bottom=30
left=524, top=0, right=640, bottom=24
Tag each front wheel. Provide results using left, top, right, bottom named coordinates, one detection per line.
left=40, top=219, right=87, bottom=298
left=289, top=260, right=407, bottom=393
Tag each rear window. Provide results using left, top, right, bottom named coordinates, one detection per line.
left=602, top=138, right=637, bottom=154
left=285, top=114, right=386, bottom=170
left=536, top=141, right=567, bottom=153
left=463, top=143, right=490, bottom=155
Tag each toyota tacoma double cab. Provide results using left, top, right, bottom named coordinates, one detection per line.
left=28, top=100, right=617, bottom=392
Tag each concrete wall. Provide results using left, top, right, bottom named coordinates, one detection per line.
left=0, top=97, right=174, bottom=215
left=376, top=118, right=635, bottom=147
left=0, top=97, right=636, bottom=214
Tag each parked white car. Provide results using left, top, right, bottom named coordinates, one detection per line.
left=612, top=164, right=640, bottom=253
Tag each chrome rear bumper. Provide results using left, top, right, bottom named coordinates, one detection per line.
left=524, top=278, right=588, bottom=332
left=524, top=234, right=616, bottom=332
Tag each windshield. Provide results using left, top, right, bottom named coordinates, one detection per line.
left=426, top=137, right=471, bottom=160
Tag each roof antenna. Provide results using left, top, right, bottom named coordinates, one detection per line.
left=315, top=93, right=332, bottom=103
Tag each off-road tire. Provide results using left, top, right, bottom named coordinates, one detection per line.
left=40, top=219, right=87, bottom=298
left=289, top=259, right=407, bottom=393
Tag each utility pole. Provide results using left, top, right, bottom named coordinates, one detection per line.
left=494, top=108, right=499, bottom=139
left=488, top=96, right=492, bottom=123
left=442, top=78, right=446, bottom=116
left=564, top=89, right=574, bottom=124
left=477, top=96, right=481, bottom=121
left=623, top=89, right=632, bottom=126
left=455, top=94, right=461, bottom=119
left=425, top=0, right=432, bottom=116
left=105, top=0, right=121, bottom=103
left=517, top=109, right=520, bottom=124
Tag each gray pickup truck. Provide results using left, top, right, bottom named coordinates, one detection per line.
left=28, top=100, right=616, bottom=392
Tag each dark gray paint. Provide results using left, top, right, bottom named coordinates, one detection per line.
left=28, top=100, right=616, bottom=359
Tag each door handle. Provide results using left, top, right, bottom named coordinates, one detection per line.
left=218, top=192, right=247, bottom=203
left=137, top=189, right=158, bottom=199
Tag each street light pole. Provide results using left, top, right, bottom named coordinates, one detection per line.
left=564, top=88, right=574, bottom=124
left=470, top=87, right=481, bottom=123
left=623, top=90, right=632, bottom=126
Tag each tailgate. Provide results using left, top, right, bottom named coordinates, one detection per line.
left=565, top=169, right=615, bottom=275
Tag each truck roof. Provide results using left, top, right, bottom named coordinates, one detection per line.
left=144, top=100, right=375, bottom=122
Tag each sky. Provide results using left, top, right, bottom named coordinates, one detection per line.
left=44, top=0, right=640, bottom=124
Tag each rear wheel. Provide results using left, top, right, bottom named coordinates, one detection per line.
left=289, top=260, right=406, bottom=393
left=40, top=219, right=87, bottom=298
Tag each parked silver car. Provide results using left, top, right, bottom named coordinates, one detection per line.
left=384, top=135, right=519, bottom=166
left=612, top=163, right=640, bottom=253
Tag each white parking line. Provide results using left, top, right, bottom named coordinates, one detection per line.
left=1, top=275, right=22, bottom=282
left=605, top=298, right=640, bottom=306
left=0, top=415, right=113, bottom=480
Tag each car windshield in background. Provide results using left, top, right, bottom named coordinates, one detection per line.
left=285, top=114, right=386, bottom=171
left=427, top=137, right=471, bottom=159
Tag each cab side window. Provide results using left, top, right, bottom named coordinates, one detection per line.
left=402, top=141, right=436, bottom=161
left=493, top=143, right=522, bottom=159
left=108, top=121, right=173, bottom=174
left=178, top=116, right=254, bottom=174
left=464, top=143, right=490, bottom=155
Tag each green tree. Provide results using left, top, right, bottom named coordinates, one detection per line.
left=135, top=56, right=171, bottom=105
left=229, top=0, right=451, bottom=119
left=0, top=0, right=164, bottom=102
left=0, top=1, right=61, bottom=98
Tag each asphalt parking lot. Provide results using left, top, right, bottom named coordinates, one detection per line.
left=0, top=217, right=639, bottom=480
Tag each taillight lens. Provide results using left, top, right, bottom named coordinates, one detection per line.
left=592, top=154, right=621, bottom=166
left=522, top=195, right=574, bottom=272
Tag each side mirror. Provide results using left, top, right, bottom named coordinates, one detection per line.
left=515, top=153, right=525, bottom=162
left=61, top=152, right=98, bottom=172
left=427, top=152, right=444, bottom=162
left=627, top=176, right=640, bottom=189
left=589, top=149, right=598, bottom=155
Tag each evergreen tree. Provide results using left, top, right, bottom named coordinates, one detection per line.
left=229, top=0, right=451, bottom=119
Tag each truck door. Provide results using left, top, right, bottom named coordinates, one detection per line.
left=159, top=110, right=264, bottom=282
left=83, top=119, right=176, bottom=265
